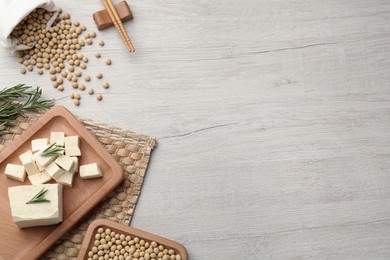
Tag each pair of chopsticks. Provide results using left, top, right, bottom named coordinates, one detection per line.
left=102, top=0, right=135, bottom=52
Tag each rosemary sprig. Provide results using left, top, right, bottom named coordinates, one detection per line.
left=0, top=84, right=36, bottom=100
left=0, top=84, right=54, bottom=134
left=22, top=87, right=54, bottom=110
left=26, top=187, right=50, bottom=204
left=41, top=142, right=64, bottom=156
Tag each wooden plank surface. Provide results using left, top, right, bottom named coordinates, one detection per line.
left=0, top=0, right=390, bottom=259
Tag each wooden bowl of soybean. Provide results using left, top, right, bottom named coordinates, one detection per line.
left=78, top=219, right=188, bottom=260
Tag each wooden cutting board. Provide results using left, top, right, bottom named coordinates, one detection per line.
left=0, top=106, right=124, bottom=260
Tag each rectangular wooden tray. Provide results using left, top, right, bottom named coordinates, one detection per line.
left=0, top=106, right=124, bottom=260
left=78, top=219, right=188, bottom=260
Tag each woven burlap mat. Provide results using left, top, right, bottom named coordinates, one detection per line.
left=0, top=111, right=157, bottom=260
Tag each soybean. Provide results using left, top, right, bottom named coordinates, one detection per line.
left=78, top=83, right=85, bottom=90
left=102, top=82, right=109, bottom=89
left=96, top=94, right=102, bottom=101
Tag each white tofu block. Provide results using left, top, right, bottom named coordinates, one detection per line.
left=65, top=146, right=81, bottom=157
left=64, top=136, right=80, bottom=147
left=54, top=171, right=75, bottom=187
left=45, top=162, right=64, bottom=179
left=79, top=163, right=102, bottom=179
left=28, top=171, right=52, bottom=185
left=8, top=184, right=63, bottom=228
left=24, top=162, right=40, bottom=176
left=34, top=151, right=57, bottom=167
left=5, top=164, right=26, bottom=182
left=55, top=155, right=75, bottom=172
left=31, top=138, right=48, bottom=153
left=50, top=132, right=65, bottom=146
left=19, top=150, right=40, bottom=176
left=19, top=150, right=34, bottom=165
left=70, top=157, right=79, bottom=172
left=36, top=161, right=45, bottom=171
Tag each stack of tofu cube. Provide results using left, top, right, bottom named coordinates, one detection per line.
left=4, top=132, right=102, bottom=187
left=4, top=132, right=103, bottom=229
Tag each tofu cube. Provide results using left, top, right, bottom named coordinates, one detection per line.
left=31, top=138, right=48, bottom=153
left=54, top=171, right=75, bottom=187
left=28, top=170, right=52, bottom=185
left=35, top=161, right=45, bottom=171
left=24, top=162, right=40, bottom=176
left=50, top=132, right=65, bottom=146
left=19, top=150, right=34, bottom=165
left=64, top=136, right=80, bottom=147
left=45, top=162, right=64, bottom=179
left=34, top=150, right=57, bottom=167
left=5, top=164, right=26, bottom=182
left=19, top=150, right=40, bottom=176
left=55, top=155, right=75, bottom=172
left=8, top=184, right=63, bottom=228
left=65, top=146, right=81, bottom=157
left=70, top=157, right=79, bottom=172
left=79, top=163, right=102, bottom=179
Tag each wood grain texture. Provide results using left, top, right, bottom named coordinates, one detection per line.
left=0, top=0, right=390, bottom=259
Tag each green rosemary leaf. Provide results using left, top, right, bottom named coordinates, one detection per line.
left=41, top=142, right=64, bottom=157
left=26, top=187, right=51, bottom=204
left=0, top=84, right=36, bottom=101
left=0, top=84, right=54, bottom=136
left=23, top=87, right=54, bottom=110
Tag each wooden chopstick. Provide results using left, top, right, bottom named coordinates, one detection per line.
left=102, top=0, right=135, bottom=52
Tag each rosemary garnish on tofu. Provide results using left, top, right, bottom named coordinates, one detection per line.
left=41, top=143, right=64, bottom=157
left=26, top=187, right=50, bottom=204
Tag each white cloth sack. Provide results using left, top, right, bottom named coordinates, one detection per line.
left=0, top=0, right=58, bottom=52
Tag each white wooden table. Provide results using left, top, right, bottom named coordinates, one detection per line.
left=1, top=0, right=390, bottom=259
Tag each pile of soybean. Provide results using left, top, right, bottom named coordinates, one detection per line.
left=87, top=227, right=182, bottom=260
left=13, top=7, right=111, bottom=106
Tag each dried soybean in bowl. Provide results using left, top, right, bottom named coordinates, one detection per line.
left=86, top=228, right=182, bottom=260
